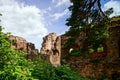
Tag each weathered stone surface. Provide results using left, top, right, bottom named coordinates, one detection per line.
left=10, top=35, right=27, bottom=52
left=40, top=33, right=61, bottom=67
left=9, top=35, right=38, bottom=59
left=106, top=26, right=120, bottom=62
left=66, top=56, right=120, bottom=79
left=60, top=21, right=120, bottom=79
left=61, top=35, right=70, bottom=58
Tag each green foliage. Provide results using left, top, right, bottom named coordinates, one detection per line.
left=62, top=38, right=75, bottom=49
left=64, top=0, right=113, bottom=56
left=89, top=48, right=94, bottom=54
left=31, top=56, right=86, bottom=80
left=86, top=21, right=109, bottom=56
left=97, top=77, right=108, bottom=80
left=97, top=45, right=104, bottom=52
left=86, top=21, right=109, bottom=51
left=54, top=65, right=86, bottom=80
left=70, top=49, right=81, bottom=56
left=110, top=15, right=120, bottom=22
left=0, top=15, right=33, bottom=79
left=64, top=20, right=110, bottom=56
left=66, top=0, right=111, bottom=37
left=31, top=56, right=55, bottom=80
left=66, top=0, right=107, bottom=27
left=104, top=8, right=113, bottom=17
left=0, top=27, right=34, bottom=80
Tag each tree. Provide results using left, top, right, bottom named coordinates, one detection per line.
left=66, top=0, right=109, bottom=28
left=65, top=0, right=113, bottom=54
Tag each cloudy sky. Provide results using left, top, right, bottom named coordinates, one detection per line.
left=0, top=0, right=120, bottom=50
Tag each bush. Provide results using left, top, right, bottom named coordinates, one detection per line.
left=0, top=26, right=33, bottom=80
left=31, top=56, right=86, bottom=80
left=31, top=56, right=55, bottom=80
left=54, top=65, right=86, bottom=80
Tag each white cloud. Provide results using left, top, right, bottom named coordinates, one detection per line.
left=103, top=0, right=120, bottom=17
left=0, top=0, right=48, bottom=49
left=51, top=9, right=69, bottom=20
left=52, top=0, right=71, bottom=7
left=50, top=0, right=71, bottom=20
left=56, top=0, right=70, bottom=7
left=52, top=0, right=55, bottom=3
left=47, top=7, right=52, bottom=11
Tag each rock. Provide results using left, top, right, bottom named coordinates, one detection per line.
left=10, top=35, right=27, bottom=52
left=60, top=21, right=120, bottom=79
left=9, top=35, right=38, bottom=59
left=106, top=26, right=120, bottom=62
left=40, top=33, right=61, bottom=67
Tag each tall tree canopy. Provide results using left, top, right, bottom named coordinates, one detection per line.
left=65, top=0, right=113, bottom=53
left=66, top=0, right=112, bottom=28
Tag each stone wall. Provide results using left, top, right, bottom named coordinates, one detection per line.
left=40, top=20, right=120, bottom=79
left=61, top=21, right=120, bottom=79
left=40, top=33, right=61, bottom=67
left=9, top=35, right=38, bottom=59
left=106, top=26, right=120, bottom=62
left=66, top=56, right=120, bottom=79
